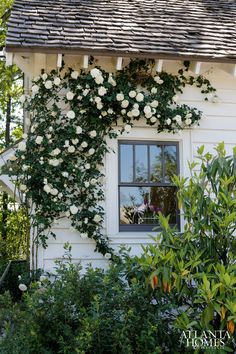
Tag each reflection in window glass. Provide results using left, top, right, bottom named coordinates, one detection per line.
left=150, top=145, right=162, bottom=182
left=120, top=144, right=133, bottom=182
left=135, top=145, right=148, bottom=182
left=164, top=146, right=177, bottom=183
left=119, top=186, right=177, bottom=225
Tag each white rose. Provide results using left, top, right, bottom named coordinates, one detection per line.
left=98, top=87, right=107, bottom=96
left=51, top=188, right=58, bottom=196
left=105, top=253, right=111, bottom=260
left=108, top=108, right=113, bottom=114
left=172, top=95, right=179, bottom=103
left=22, top=165, right=29, bottom=171
left=43, top=184, right=51, bottom=194
left=18, top=141, right=26, bottom=151
left=154, top=76, right=164, bottom=84
left=150, top=117, right=157, bottom=123
left=80, top=233, right=88, bottom=239
left=151, top=87, right=158, bottom=94
left=44, top=80, right=52, bottom=89
left=185, top=118, right=192, bottom=125
left=54, top=77, right=61, bottom=86
left=39, top=275, right=47, bottom=282
left=42, top=73, right=48, bottom=81
left=129, top=90, right=136, bottom=98
left=67, top=111, right=75, bottom=119
left=95, top=75, right=104, bottom=85
left=68, top=146, right=75, bottom=153
left=90, top=178, right=97, bottom=185
left=76, top=126, right=83, bottom=134
left=185, top=113, right=192, bottom=119
left=31, top=85, right=39, bottom=94
left=83, top=89, right=89, bottom=96
left=49, top=159, right=60, bottom=166
left=94, top=214, right=102, bottom=223
left=19, top=284, right=27, bottom=292
left=72, top=138, right=79, bottom=145
left=88, top=148, right=95, bottom=155
left=132, top=109, right=140, bottom=117
left=71, top=71, right=79, bottom=79
left=101, top=111, right=107, bottom=116
left=85, top=163, right=90, bottom=170
left=90, top=130, right=97, bottom=138
left=9, top=154, right=17, bottom=161
left=124, top=124, right=132, bottom=133
left=174, top=115, right=182, bottom=124
left=81, top=141, right=88, bottom=148
left=121, top=109, right=126, bottom=115
left=84, top=181, right=90, bottom=188
left=90, top=68, right=101, bottom=78
left=144, top=105, right=152, bottom=115
left=151, top=100, right=159, bottom=108
left=121, top=100, right=129, bottom=108
left=70, top=205, right=78, bottom=215
left=62, top=171, right=69, bottom=178
left=50, top=148, right=61, bottom=156
left=97, top=102, right=103, bottom=110
left=66, top=92, right=74, bottom=100
left=33, top=76, right=40, bottom=82
left=19, top=184, right=27, bottom=192
left=145, top=112, right=152, bottom=119
left=35, top=136, right=43, bottom=145
left=116, top=93, right=124, bottom=101
left=166, top=118, right=172, bottom=125
left=95, top=97, right=101, bottom=104
left=77, top=95, right=82, bottom=101
left=136, top=93, right=144, bottom=102
left=127, top=111, right=133, bottom=118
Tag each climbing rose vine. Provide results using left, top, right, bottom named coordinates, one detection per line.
left=8, top=59, right=216, bottom=257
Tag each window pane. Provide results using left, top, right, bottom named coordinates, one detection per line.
left=120, top=144, right=133, bottom=182
left=135, top=145, right=148, bottom=182
left=150, top=145, right=162, bottom=182
left=120, top=186, right=177, bottom=225
left=164, top=146, right=177, bottom=183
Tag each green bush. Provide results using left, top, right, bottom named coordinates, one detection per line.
left=0, top=260, right=30, bottom=301
left=0, top=249, right=176, bottom=354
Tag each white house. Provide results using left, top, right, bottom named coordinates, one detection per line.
left=2, top=0, right=236, bottom=272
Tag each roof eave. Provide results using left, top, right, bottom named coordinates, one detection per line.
left=5, top=45, right=236, bottom=64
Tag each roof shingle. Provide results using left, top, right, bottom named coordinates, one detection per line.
left=6, top=0, right=236, bottom=62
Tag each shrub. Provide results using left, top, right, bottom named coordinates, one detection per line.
left=0, top=250, right=173, bottom=354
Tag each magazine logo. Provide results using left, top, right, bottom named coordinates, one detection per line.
left=180, top=330, right=231, bottom=349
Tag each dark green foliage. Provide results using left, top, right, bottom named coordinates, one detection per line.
left=0, top=260, right=29, bottom=301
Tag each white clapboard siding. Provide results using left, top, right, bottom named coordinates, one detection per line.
left=26, top=56, right=236, bottom=272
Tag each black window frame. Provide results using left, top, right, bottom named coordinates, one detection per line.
left=118, top=140, right=180, bottom=232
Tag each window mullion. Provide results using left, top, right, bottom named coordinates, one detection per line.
left=162, top=145, right=165, bottom=183
left=147, top=144, right=150, bottom=183
left=133, top=144, right=135, bottom=182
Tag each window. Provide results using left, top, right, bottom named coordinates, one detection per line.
left=119, top=141, right=179, bottom=231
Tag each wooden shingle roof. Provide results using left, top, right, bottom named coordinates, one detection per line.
left=6, top=0, right=236, bottom=62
